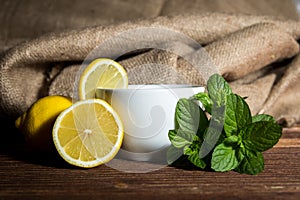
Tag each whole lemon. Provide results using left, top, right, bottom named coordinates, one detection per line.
left=15, top=95, right=73, bottom=151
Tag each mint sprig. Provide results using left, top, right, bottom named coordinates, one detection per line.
left=167, top=74, right=282, bottom=175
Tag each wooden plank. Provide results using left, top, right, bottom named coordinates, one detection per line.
left=275, top=127, right=300, bottom=147
left=275, top=138, right=300, bottom=147
left=0, top=125, right=299, bottom=199
left=0, top=144, right=299, bottom=199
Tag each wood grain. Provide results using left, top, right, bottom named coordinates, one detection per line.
left=0, top=128, right=299, bottom=199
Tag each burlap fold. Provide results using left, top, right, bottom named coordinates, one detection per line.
left=1, top=12, right=300, bottom=127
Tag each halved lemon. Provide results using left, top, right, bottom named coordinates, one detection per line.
left=79, top=58, right=128, bottom=100
left=52, top=99, right=124, bottom=168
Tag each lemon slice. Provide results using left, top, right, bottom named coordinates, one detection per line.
left=79, top=58, right=128, bottom=100
left=52, top=99, right=124, bottom=168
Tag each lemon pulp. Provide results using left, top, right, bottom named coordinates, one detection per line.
left=52, top=99, right=124, bottom=168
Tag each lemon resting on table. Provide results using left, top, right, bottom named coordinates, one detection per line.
left=15, top=95, right=73, bottom=151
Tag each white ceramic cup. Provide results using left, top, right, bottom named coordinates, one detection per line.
left=95, top=85, right=204, bottom=154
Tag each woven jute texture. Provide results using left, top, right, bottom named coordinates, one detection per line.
left=1, top=10, right=300, bottom=127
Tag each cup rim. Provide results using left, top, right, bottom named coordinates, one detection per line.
left=96, top=84, right=205, bottom=92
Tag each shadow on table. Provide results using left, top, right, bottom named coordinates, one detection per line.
left=0, top=115, right=216, bottom=171
left=0, top=115, right=76, bottom=169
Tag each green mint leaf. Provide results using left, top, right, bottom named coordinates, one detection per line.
left=223, top=135, right=239, bottom=146
left=200, top=103, right=226, bottom=157
left=235, top=150, right=264, bottom=175
left=175, top=98, right=200, bottom=135
left=199, top=119, right=224, bottom=158
left=179, top=135, right=207, bottom=169
left=242, top=121, right=282, bottom=152
left=183, top=145, right=193, bottom=155
left=224, top=94, right=251, bottom=137
left=167, top=145, right=183, bottom=165
left=188, top=150, right=206, bottom=169
left=211, top=143, right=239, bottom=172
left=193, top=92, right=213, bottom=114
left=169, top=129, right=195, bottom=148
left=183, top=135, right=201, bottom=156
left=207, top=74, right=232, bottom=106
left=197, top=107, right=209, bottom=139
left=209, top=104, right=226, bottom=126
left=252, top=114, right=275, bottom=123
left=168, top=130, right=177, bottom=141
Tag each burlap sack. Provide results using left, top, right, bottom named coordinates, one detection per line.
left=1, top=0, right=298, bottom=54
left=1, top=12, right=300, bottom=127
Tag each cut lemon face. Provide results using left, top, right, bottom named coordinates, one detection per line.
left=52, top=99, right=124, bottom=168
left=79, top=58, right=128, bottom=100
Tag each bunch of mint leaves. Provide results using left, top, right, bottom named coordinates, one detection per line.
left=167, top=74, right=282, bottom=175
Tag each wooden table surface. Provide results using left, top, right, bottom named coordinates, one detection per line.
left=0, top=119, right=300, bottom=199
